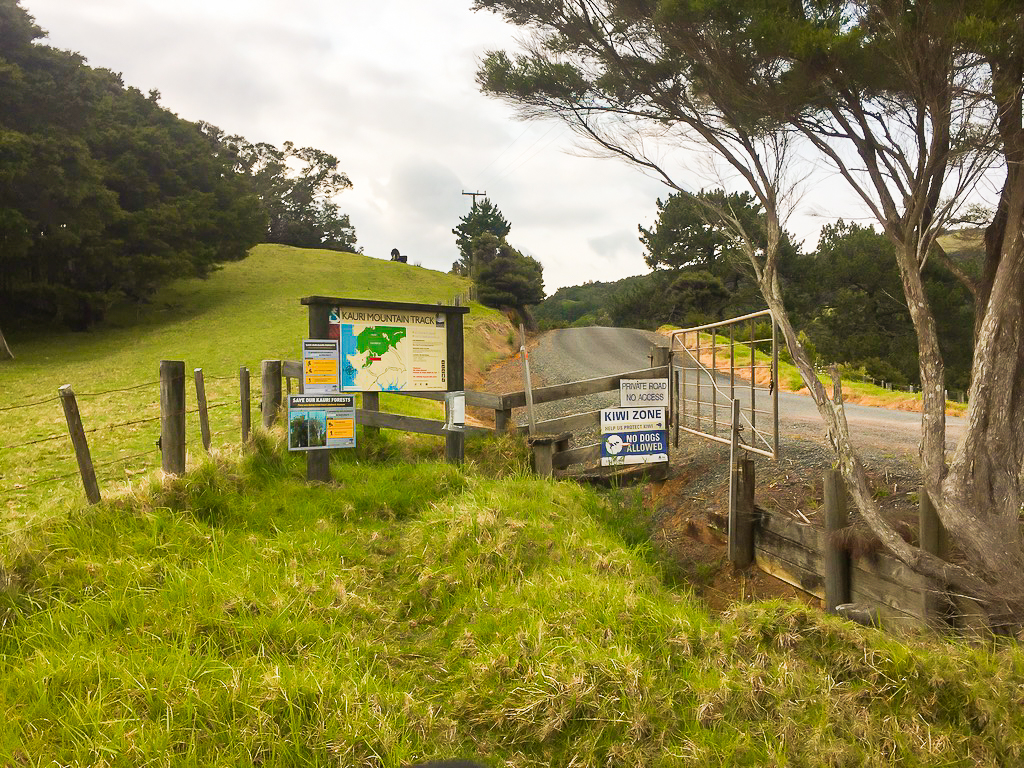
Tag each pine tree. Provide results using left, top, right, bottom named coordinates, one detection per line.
left=451, top=198, right=510, bottom=276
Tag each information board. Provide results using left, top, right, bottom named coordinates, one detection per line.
left=302, top=339, right=341, bottom=394
left=600, top=406, right=668, bottom=466
left=328, top=306, right=447, bottom=392
left=287, top=394, right=356, bottom=451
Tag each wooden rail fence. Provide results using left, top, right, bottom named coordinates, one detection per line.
left=280, top=350, right=672, bottom=476
left=54, top=351, right=672, bottom=504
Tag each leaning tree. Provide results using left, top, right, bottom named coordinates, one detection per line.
left=475, top=0, right=1024, bottom=625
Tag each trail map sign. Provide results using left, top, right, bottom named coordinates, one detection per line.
left=328, top=306, right=447, bottom=391
left=287, top=394, right=356, bottom=451
left=600, top=407, right=668, bottom=466
left=300, top=296, right=469, bottom=481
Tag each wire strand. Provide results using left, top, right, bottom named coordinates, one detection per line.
left=0, top=433, right=67, bottom=451
left=0, top=396, right=60, bottom=412
left=0, top=469, right=81, bottom=494
left=84, top=415, right=162, bottom=433
left=92, top=448, right=160, bottom=470
left=75, top=379, right=162, bottom=397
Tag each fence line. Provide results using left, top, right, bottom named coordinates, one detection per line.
left=7, top=349, right=670, bottom=504
left=3, top=366, right=243, bottom=506
left=0, top=395, right=60, bottom=412
left=76, top=379, right=162, bottom=397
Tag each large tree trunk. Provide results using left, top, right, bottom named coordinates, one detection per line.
left=755, top=267, right=1022, bottom=619
left=942, top=175, right=1024, bottom=612
left=932, top=55, right=1024, bottom=620
left=0, top=326, right=12, bottom=361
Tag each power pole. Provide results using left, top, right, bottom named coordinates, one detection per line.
left=462, top=190, right=486, bottom=207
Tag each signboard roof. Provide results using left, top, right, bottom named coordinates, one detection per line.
left=301, top=296, right=470, bottom=315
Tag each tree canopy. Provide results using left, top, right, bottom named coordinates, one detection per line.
left=210, top=134, right=358, bottom=253
left=0, top=0, right=359, bottom=337
left=452, top=198, right=511, bottom=276
left=450, top=197, right=543, bottom=315
left=471, top=232, right=545, bottom=310
left=0, top=0, right=266, bottom=330
left=475, top=0, right=1024, bottom=623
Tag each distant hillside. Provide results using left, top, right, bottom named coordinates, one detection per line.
left=534, top=273, right=657, bottom=330
left=0, top=244, right=514, bottom=514
left=938, top=227, right=985, bottom=270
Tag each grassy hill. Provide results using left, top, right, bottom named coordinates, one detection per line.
left=2, top=433, right=1023, bottom=766
left=0, top=245, right=514, bottom=519
left=938, top=228, right=986, bottom=267
left=2, top=244, right=1023, bottom=766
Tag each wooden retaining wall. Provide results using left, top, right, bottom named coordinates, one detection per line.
left=755, top=508, right=931, bottom=629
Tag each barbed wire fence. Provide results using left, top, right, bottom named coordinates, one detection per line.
left=0, top=362, right=272, bottom=505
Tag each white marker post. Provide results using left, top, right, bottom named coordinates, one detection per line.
left=519, top=323, right=536, bottom=435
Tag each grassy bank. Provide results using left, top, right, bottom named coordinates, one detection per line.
left=1, top=432, right=1022, bottom=766
left=0, top=245, right=513, bottom=520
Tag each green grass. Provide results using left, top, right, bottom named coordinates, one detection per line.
left=0, top=245, right=512, bottom=520
left=1, top=432, right=1022, bottom=766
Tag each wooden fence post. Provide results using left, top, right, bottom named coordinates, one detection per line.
left=651, top=344, right=670, bottom=367
left=727, top=399, right=743, bottom=566
left=494, top=399, right=513, bottom=435
left=240, top=366, right=251, bottom=443
left=261, top=359, right=282, bottom=428
left=362, top=392, right=380, bottom=437
left=824, top=469, right=851, bottom=613
left=445, top=310, right=466, bottom=464
left=528, top=432, right=571, bottom=477
left=194, top=368, right=211, bottom=452
left=731, top=456, right=756, bottom=568
left=919, top=489, right=950, bottom=627
left=160, top=360, right=186, bottom=475
left=58, top=384, right=101, bottom=504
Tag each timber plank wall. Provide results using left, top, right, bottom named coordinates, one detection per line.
left=755, top=509, right=930, bottom=629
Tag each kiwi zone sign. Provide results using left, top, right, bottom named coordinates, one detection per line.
left=600, top=406, right=668, bottom=466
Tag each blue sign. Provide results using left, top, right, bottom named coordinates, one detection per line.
left=601, top=429, right=668, bottom=466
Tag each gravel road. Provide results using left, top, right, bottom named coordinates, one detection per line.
left=526, top=326, right=665, bottom=425
left=497, top=326, right=965, bottom=460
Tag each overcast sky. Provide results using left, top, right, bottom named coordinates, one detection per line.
left=20, top=0, right=851, bottom=293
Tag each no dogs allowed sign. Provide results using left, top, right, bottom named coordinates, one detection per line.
left=600, top=407, right=668, bottom=466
